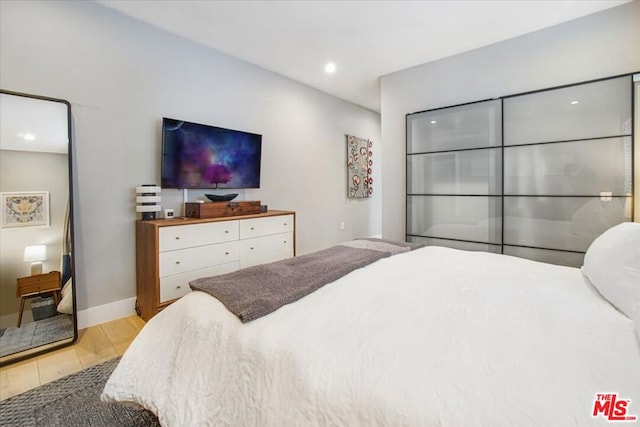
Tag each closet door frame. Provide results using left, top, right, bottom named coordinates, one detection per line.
left=406, top=72, right=636, bottom=267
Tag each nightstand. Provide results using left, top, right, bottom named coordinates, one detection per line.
left=16, top=271, right=61, bottom=327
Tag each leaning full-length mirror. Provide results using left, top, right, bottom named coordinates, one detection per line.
left=0, top=90, right=76, bottom=365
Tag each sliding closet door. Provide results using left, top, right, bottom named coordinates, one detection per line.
left=406, top=74, right=633, bottom=268
left=502, top=76, right=633, bottom=266
left=406, top=100, right=502, bottom=252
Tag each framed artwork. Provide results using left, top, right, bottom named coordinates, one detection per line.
left=1, top=191, right=50, bottom=228
left=346, top=135, right=373, bottom=198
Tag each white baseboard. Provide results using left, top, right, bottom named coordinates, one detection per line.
left=370, top=234, right=383, bottom=238
left=77, top=297, right=137, bottom=330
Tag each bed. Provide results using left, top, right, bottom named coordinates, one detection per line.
left=102, top=224, right=640, bottom=426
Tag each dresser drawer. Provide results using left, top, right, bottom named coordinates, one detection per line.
left=240, top=251, right=292, bottom=269
left=239, top=215, right=293, bottom=239
left=239, top=232, right=294, bottom=260
left=17, top=279, right=60, bottom=296
left=159, top=241, right=239, bottom=277
left=159, top=221, right=239, bottom=252
left=159, top=261, right=240, bottom=303
left=17, top=272, right=61, bottom=297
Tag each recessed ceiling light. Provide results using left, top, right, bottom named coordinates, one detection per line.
left=570, top=100, right=579, bottom=105
left=18, top=132, right=35, bottom=141
left=324, top=62, right=336, bottom=74
left=430, top=120, right=437, bottom=124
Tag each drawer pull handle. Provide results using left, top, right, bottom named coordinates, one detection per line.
left=176, top=285, right=181, bottom=289
left=175, top=236, right=180, bottom=240
left=250, top=247, right=254, bottom=250
left=225, top=230, right=229, bottom=234
left=250, top=227, right=254, bottom=231
left=284, top=223, right=287, bottom=226
left=283, top=241, right=287, bottom=244
left=225, top=252, right=229, bottom=255
left=175, top=261, right=181, bottom=265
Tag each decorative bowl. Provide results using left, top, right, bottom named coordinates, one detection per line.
left=205, top=193, right=239, bottom=202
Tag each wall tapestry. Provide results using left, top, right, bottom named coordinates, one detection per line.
left=346, top=135, right=373, bottom=198
left=1, top=191, right=50, bottom=228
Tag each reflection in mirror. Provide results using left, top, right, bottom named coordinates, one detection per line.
left=0, top=90, right=76, bottom=365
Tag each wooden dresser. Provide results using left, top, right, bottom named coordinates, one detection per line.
left=135, top=210, right=295, bottom=321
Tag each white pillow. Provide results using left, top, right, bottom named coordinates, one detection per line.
left=582, top=222, right=640, bottom=335
left=57, top=278, right=73, bottom=315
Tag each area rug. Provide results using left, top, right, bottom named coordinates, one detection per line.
left=0, top=315, right=74, bottom=357
left=0, top=357, right=159, bottom=427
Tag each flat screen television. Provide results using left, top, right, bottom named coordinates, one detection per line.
left=161, top=118, right=262, bottom=189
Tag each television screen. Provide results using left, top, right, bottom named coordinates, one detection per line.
left=161, top=118, right=262, bottom=189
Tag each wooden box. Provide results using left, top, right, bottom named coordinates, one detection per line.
left=184, top=201, right=261, bottom=219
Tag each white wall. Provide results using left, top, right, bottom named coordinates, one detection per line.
left=380, top=2, right=640, bottom=240
left=0, top=1, right=381, bottom=311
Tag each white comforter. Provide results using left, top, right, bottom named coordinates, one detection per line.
left=102, top=246, right=640, bottom=426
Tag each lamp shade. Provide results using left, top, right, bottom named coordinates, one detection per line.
left=24, top=245, right=47, bottom=262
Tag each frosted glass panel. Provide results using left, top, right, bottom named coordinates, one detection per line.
left=504, top=76, right=632, bottom=145
left=408, top=148, right=501, bottom=195
left=503, top=197, right=631, bottom=252
left=408, top=236, right=501, bottom=253
left=407, top=195, right=501, bottom=244
left=503, top=246, right=584, bottom=268
left=407, top=100, right=501, bottom=153
left=504, top=137, right=632, bottom=195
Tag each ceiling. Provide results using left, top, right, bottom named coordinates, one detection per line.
left=96, top=0, right=628, bottom=112
left=0, top=93, right=69, bottom=154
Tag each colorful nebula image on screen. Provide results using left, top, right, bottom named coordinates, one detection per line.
left=161, top=118, right=262, bottom=189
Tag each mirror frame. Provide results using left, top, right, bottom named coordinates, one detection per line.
left=0, top=89, right=77, bottom=366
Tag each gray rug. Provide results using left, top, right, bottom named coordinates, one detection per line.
left=0, top=315, right=74, bottom=357
left=0, top=357, right=159, bottom=427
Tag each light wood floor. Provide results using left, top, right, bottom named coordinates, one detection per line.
left=0, top=315, right=145, bottom=401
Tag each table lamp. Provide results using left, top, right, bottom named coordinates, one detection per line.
left=24, top=245, right=46, bottom=275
